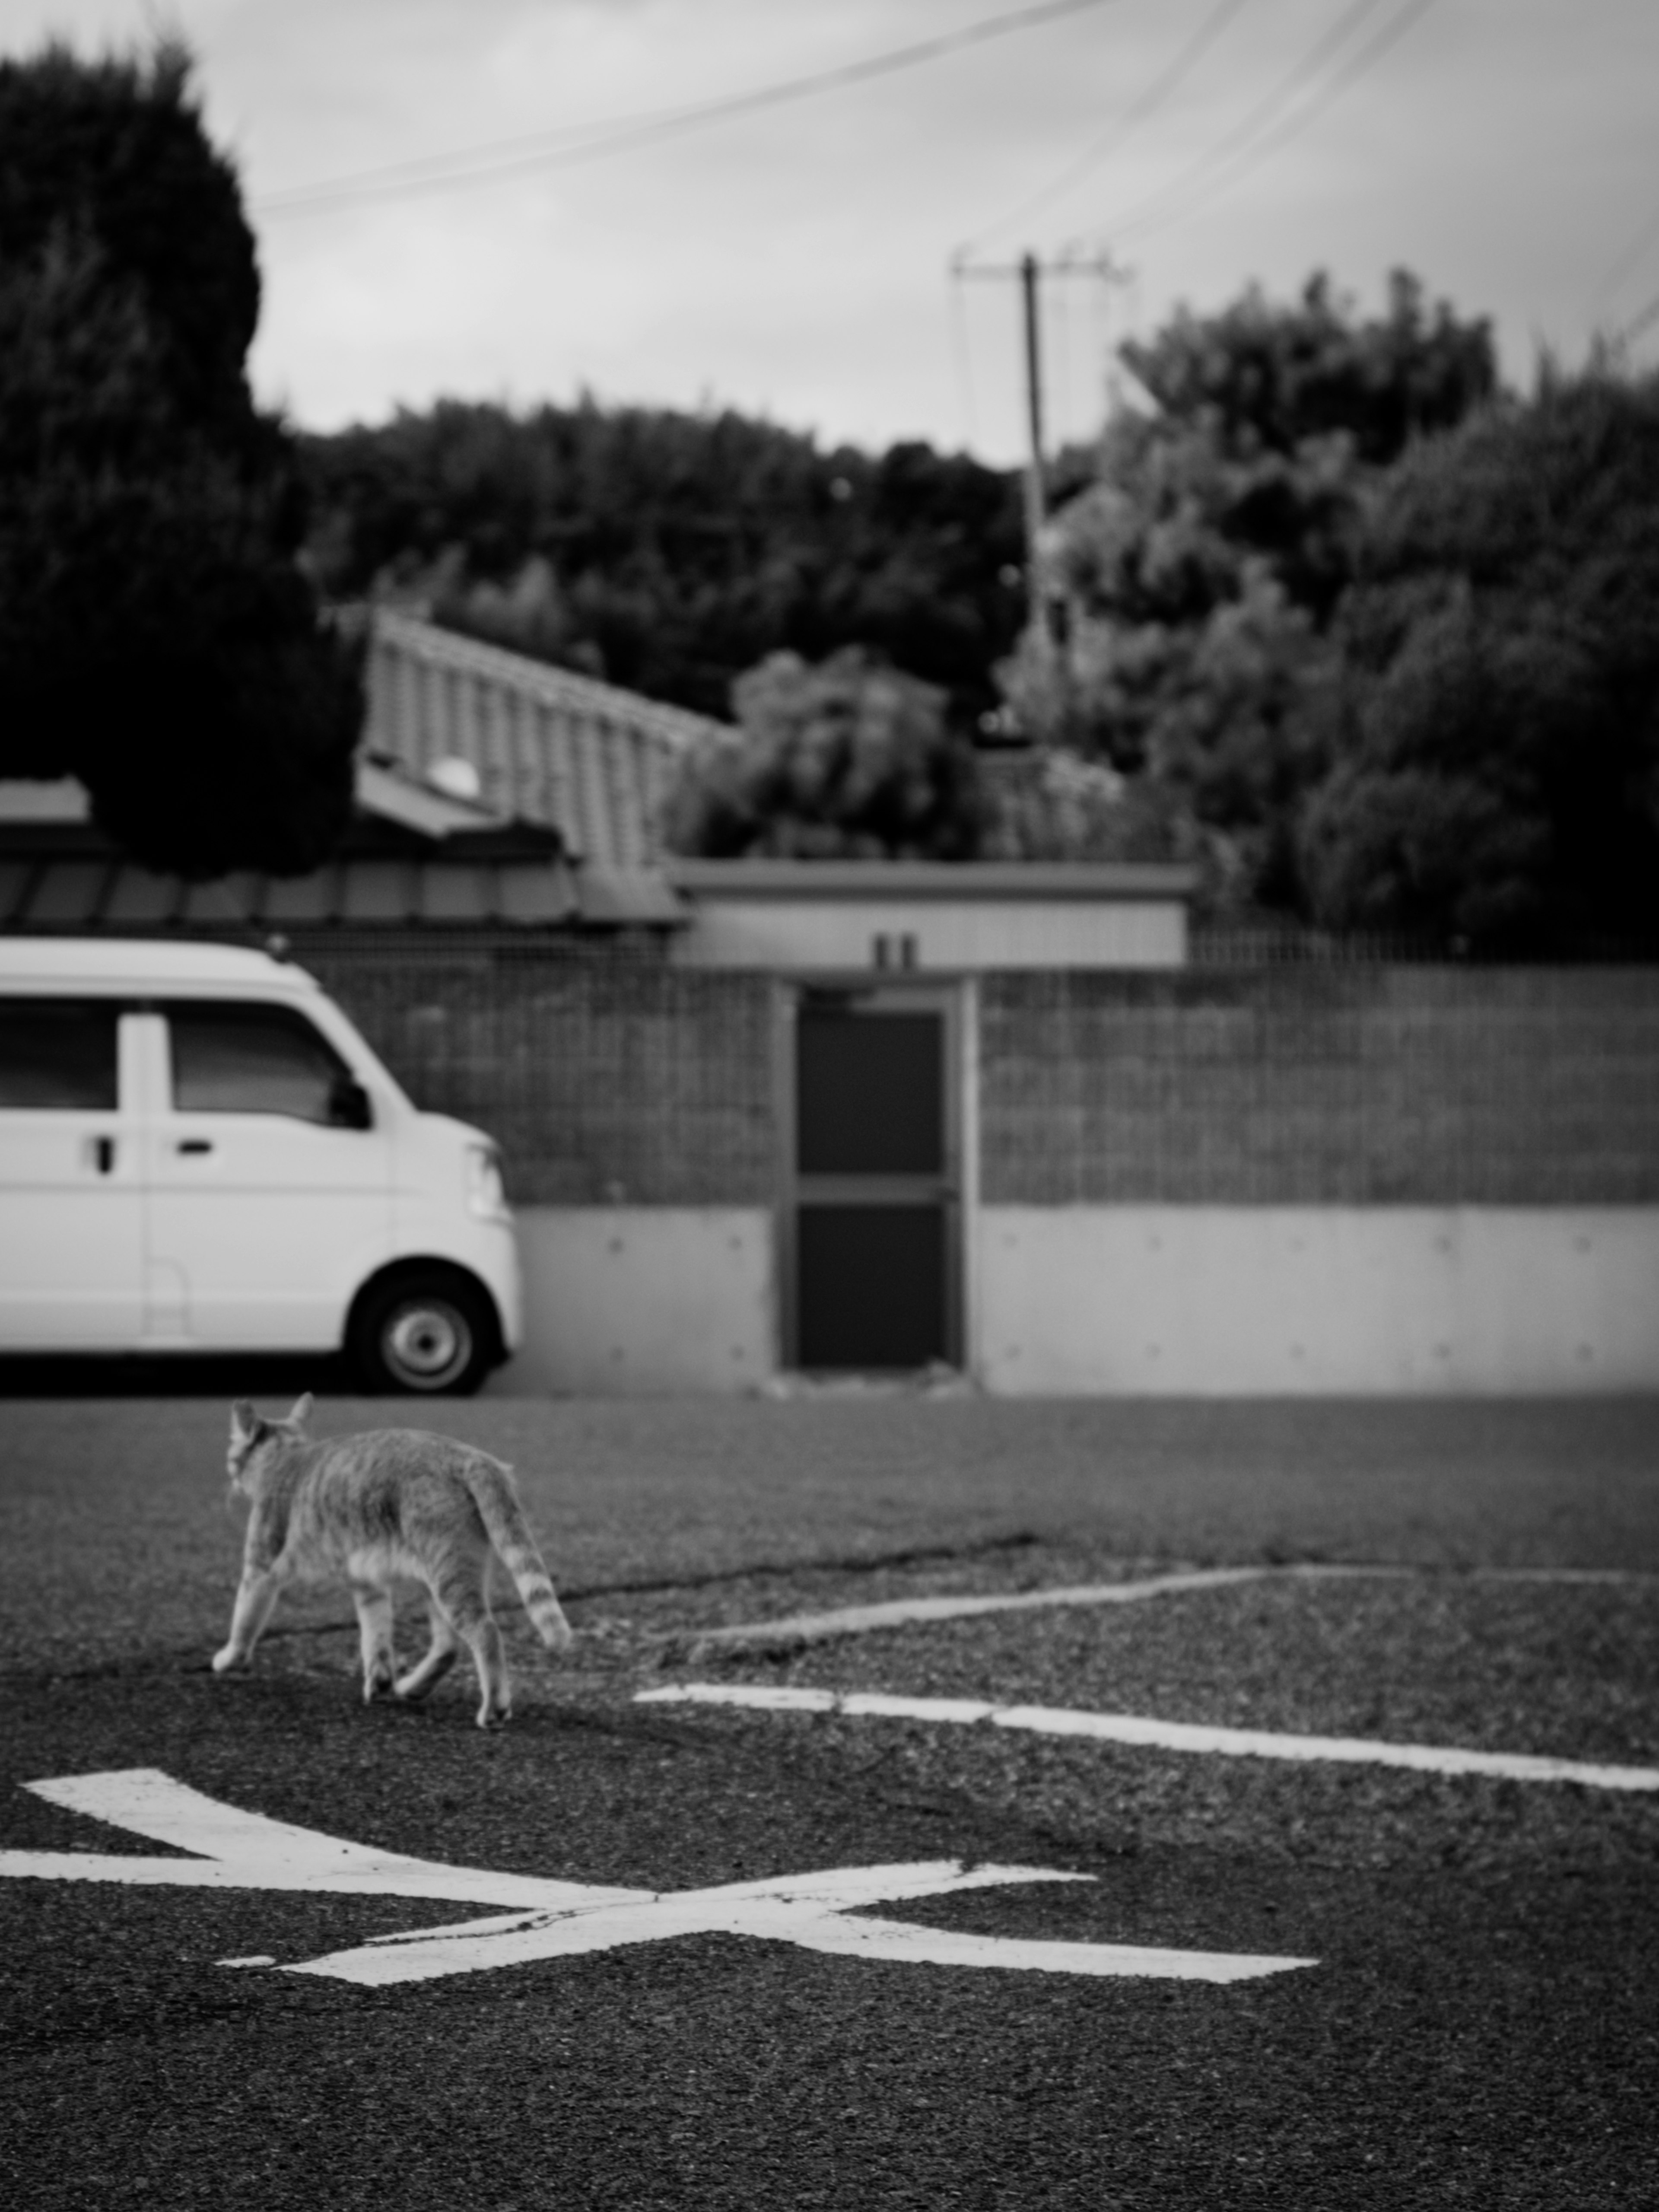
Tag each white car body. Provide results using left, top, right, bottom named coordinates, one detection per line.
left=0, top=939, right=521, bottom=1371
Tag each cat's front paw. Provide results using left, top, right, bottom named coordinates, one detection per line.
left=211, top=1645, right=246, bottom=1674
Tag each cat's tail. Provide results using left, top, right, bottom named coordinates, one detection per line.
left=466, top=1461, right=574, bottom=1651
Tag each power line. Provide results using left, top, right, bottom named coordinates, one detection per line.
left=1597, top=194, right=1659, bottom=312
left=1617, top=287, right=1659, bottom=348
left=1077, top=0, right=1395, bottom=245
left=963, top=0, right=1251, bottom=254
left=256, top=110, right=675, bottom=213
left=1112, top=0, right=1440, bottom=246
left=255, top=0, right=1128, bottom=217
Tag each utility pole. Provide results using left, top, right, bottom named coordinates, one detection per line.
left=952, top=246, right=1130, bottom=642
left=1019, top=252, right=1046, bottom=639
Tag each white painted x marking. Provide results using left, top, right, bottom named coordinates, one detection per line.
left=1, top=1769, right=1315, bottom=1987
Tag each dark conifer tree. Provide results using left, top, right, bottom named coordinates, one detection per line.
left=0, top=41, right=359, bottom=878
left=1301, top=366, right=1659, bottom=945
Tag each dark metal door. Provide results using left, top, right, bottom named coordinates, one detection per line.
left=784, top=986, right=960, bottom=1371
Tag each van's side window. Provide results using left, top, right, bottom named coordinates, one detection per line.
left=165, top=1003, right=354, bottom=1126
left=0, top=999, right=119, bottom=1110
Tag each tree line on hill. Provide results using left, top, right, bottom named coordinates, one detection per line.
left=3, top=38, right=1656, bottom=948
left=301, top=401, right=1028, bottom=730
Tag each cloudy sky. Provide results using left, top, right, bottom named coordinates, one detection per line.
left=5, top=0, right=1657, bottom=461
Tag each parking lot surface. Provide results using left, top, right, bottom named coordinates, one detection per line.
left=3, top=1394, right=1657, bottom=2209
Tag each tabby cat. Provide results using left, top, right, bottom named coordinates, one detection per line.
left=213, top=1395, right=572, bottom=1727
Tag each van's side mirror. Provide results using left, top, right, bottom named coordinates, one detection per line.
left=329, top=1077, right=374, bottom=1130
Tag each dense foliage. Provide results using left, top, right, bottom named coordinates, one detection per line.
left=998, top=272, right=1503, bottom=914
left=1010, top=274, right=1659, bottom=942
left=1120, top=269, right=1497, bottom=468
left=0, top=42, right=359, bottom=877
left=1303, top=369, right=1659, bottom=944
left=663, top=648, right=984, bottom=860
left=301, top=401, right=1026, bottom=727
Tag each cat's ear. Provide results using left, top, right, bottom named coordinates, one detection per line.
left=230, top=1399, right=257, bottom=1443
left=288, top=1393, right=314, bottom=1430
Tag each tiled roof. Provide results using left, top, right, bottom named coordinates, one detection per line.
left=363, top=610, right=729, bottom=869
left=0, top=855, right=597, bottom=932
left=0, top=767, right=685, bottom=934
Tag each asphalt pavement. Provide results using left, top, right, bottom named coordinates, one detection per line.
left=3, top=1392, right=1657, bottom=2209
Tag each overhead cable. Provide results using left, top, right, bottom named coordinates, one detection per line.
left=1597, top=195, right=1659, bottom=314
left=1109, top=0, right=1442, bottom=245
left=962, top=0, right=1252, bottom=255
left=256, top=0, right=1128, bottom=216
left=1083, top=0, right=1400, bottom=245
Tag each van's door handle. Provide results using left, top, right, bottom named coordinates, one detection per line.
left=176, top=1139, right=214, bottom=1155
left=92, top=1136, right=115, bottom=1174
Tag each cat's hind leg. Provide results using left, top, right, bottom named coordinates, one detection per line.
left=393, top=1590, right=461, bottom=1703
left=350, top=1578, right=398, bottom=1702
left=213, top=1567, right=284, bottom=1674
left=432, top=1564, right=511, bottom=1728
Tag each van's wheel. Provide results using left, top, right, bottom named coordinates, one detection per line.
left=350, top=1273, right=495, bottom=1395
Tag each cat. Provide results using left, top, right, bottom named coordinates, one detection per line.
left=213, top=1394, right=572, bottom=1728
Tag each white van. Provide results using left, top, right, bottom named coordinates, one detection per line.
left=0, top=939, right=521, bottom=1392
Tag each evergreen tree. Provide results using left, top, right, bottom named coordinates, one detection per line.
left=1001, top=272, right=1498, bottom=911
left=1300, top=366, right=1659, bottom=945
left=0, top=41, right=358, bottom=878
left=664, top=647, right=982, bottom=860
left=1121, top=268, right=1496, bottom=468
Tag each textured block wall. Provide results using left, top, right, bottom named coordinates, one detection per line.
left=979, top=968, right=1659, bottom=1205
left=297, top=939, right=1659, bottom=1210
left=297, top=936, right=775, bottom=1205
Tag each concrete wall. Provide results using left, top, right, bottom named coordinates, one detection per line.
left=505, top=1202, right=1659, bottom=1397
left=974, top=1206, right=1659, bottom=1395
left=507, top=1206, right=774, bottom=1396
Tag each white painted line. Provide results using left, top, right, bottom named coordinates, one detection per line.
left=13, top=1769, right=635, bottom=1911
left=637, top=1685, right=1659, bottom=1794
left=687, top=1567, right=1287, bottom=1649
left=685, top=1562, right=1654, bottom=1652
left=0, top=1770, right=1314, bottom=1986
left=1465, top=1568, right=1659, bottom=1583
